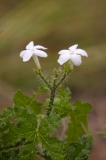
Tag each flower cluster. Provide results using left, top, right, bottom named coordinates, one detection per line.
left=20, top=41, right=88, bottom=69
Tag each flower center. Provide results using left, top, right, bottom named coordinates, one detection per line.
left=31, top=49, right=34, bottom=52
left=70, top=51, right=74, bottom=55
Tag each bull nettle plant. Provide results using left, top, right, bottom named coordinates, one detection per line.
left=0, top=42, right=92, bottom=160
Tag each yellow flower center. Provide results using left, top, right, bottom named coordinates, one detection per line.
left=70, top=51, right=74, bottom=55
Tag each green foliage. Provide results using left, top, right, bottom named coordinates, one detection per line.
left=41, top=150, right=52, bottom=160
left=66, top=100, right=92, bottom=143
left=54, top=87, right=71, bottom=117
left=13, top=90, right=42, bottom=114
left=0, top=91, right=65, bottom=159
left=0, top=149, right=19, bottom=160
left=67, top=137, right=92, bottom=160
left=53, top=87, right=92, bottom=151
left=37, top=114, right=65, bottom=160
left=0, top=69, right=93, bottom=159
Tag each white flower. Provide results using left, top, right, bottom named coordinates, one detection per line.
left=57, top=44, right=88, bottom=67
left=20, top=41, right=48, bottom=69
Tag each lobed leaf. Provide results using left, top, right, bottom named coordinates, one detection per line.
left=67, top=137, right=92, bottom=160
left=16, top=144, right=38, bottom=160
left=13, top=90, right=42, bottom=114
left=57, top=87, right=71, bottom=103
left=37, top=114, right=65, bottom=160
left=0, top=107, right=13, bottom=123
left=0, top=106, right=38, bottom=159
left=0, top=149, right=19, bottom=160
left=0, top=144, right=38, bottom=160
left=0, top=107, right=64, bottom=160
left=66, top=100, right=92, bottom=144
left=54, top=87, right=71, bottom=117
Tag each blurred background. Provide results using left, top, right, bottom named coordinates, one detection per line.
left=0, top=0, right=106, bottom=159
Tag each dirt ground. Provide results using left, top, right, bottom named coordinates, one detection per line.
left=0, top=89, right=106, bottom=160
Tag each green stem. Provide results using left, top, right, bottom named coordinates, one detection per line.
left=35, top=68, right=71, bottom=116
left=46, top=87, right=56, bottom=116
left=35, top=69, right=51, bottom=89
left=56, top=70, right=71, bottom=88
left=46, top=69, right=60, bottom=116
left=46, top=70, right=71, bottom=116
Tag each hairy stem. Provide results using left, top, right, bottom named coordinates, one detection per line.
left=46, top=70, right=71, bottom=116
left=56, top=70, right=71, bottom=88
left=46, top=86, right=56, bottom=116
left=46, top=69, right=60, bottom=116
left=35, top=68, right=71, bottom=116
left=35, top=69, right=51, bottom=89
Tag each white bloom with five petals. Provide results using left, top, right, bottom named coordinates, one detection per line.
left=20, top=41, right=48, bottom=69
left=57, top=44, right=88, bottom=67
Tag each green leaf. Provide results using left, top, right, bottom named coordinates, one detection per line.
left=0, top=144, right=38, bottom=160
left=56, top=87, right=71, bottom=104
left=41, top=150, right=52, bottom=160
left=67, top=137, right=92, bottom=160
left=0, top=107, right=13, bottom=123
left=0, top=107, right=64, bottom=160
left=66, top=120, right=85, bottom=144
left=17, top=144, right=38, bottom=160
left=13, top=107, right=37, bottom=138
left=0, top=107, right=14, bottom=149
left=42, top=137, right=64, bottom=160
left=54, top=87, right=71, bottom=117
left=37, top=114, right=65, bottom=160
left=39, top=114, right=61, bottom=135
left=0, top=149, right=19, bottom=160
left=0, top=106, right=38, bottom=158
left=72, top=100, right=92, bottom=129
left=13, top=90, right=30, bottom=106
left=66, top=100, right=92, bottom=143
left=13, top=90, right=42, bottom=114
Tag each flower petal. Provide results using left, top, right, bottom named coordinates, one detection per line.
left=20, top=50, right=28, bottom=58
left=34, top=50, right=48, bottom=57
left=20, top=50, right=29, bottom=58
left=34, top=45, right=47, bottom=50
left=22, top=51, right=33, bottom=62
left=70, top=54, right=82, bottom=66
left=68, top=44, right=78, bottom=52
left=58, top=50, right=70, bottom=55
left=26, top=41, right=34, bottom=50
left=57, top=53, right=71, bottom=65
left=75, top=49, right=88, bottom=57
